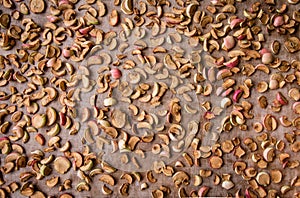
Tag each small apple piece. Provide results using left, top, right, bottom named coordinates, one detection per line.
left=270, top=169, right=282, bottom=184
left=256, top=172, right=270, bottom=186
left=198, top=186, right=210, bottom=197
left=263, top=147, right=275, bottom=162
left=209, top=156, right=223, bottom=169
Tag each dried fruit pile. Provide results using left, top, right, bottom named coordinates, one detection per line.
left=0, top=0, right=299, bottom=197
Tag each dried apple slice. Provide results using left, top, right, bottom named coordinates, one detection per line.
left=209, top=156, right=223, bottom=169
left=0, top=137, right=11, bottom=154
left=164, top=54, right=177, bottom=70
left=193, top=175, right=202, bottom=186
left=45, top=105, right=57, bottom=124
left=270, top=169, right=282, bottom=184
left=293, top=102, right=300, bottom=114
left=0, top=14, right=10, bottom=29
left=102, top=184, right=113, bottom=195
left=46, top=123, right=60, bottom=137
left=172, top=171, right=189, bottom=187
left=198, top=186, right=210, bottom=197
left=257, top=81, right=268, bottom=93
left=284, top=37, right=300, bottom=53
left=119, top=183, right=129, bottom=196
left=263, top=147, right=275, bottom=162
left=54, top=156, right=71, bottom=174
left=151, top=189, right=164, bottom=198
left=96, top=1, right=106, bottom=17
left=291, top=141, right=300, bottom=152
left=111, top=110, right=126, bottom=128
left=87, top=121, right=99, bottom=135
left=103, top=127, right=118, bottom=138
left=256, top=172, right=270, bottom=186
left=221, top=140, right=234, bottom=153
left=35, top=133, right=45, bottom=145
left=46, top=176, right=59, bottom=188
left=233, top=161, right=247, bottom=175
left=109, top=10, right=119, bottom=26
left=288, top=88, right=300, bottom=101
left=32, top=114, right=47, bottom=129
left=87, top=55, right=102, bottom=67
left=263, top=114, right=278, bottom=131
left=222, top=180, right=235, bottom=190
left=29, top=0, right=46, bottom=14
left=99, top=174, right=115, bottom=186
left=76, top=182, right=90, bottom=192
left=234, top=145, right=246, bottom=158
left=121, top=0, right=133, bottom=15
left=0, top=121, right=10, bottom=134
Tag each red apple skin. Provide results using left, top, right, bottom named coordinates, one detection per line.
left=198, top=186, right=210, bottom=197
